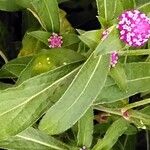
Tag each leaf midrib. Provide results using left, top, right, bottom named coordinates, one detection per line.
left=16, top=135, right=64, bottom=150
left=43, top=55, right=103, bottom=131
left=43, top=0, right=54, bottom=32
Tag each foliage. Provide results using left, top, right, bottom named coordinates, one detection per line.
left=0, top=0, right=150, bottom=150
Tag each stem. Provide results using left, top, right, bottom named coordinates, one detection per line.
left=121, top=98, right=150, bottom=112
left=94, top=105, right=121, bottom=116
left=94, top=106, right=150, bottom=124
left=146, top=130, right=150, bottom=150
left=119, top=49, right=150, bottom=56
left=0, top=50, right=8, bottom=63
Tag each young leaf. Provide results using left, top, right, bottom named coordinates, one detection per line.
left=110, top=63, right=127, bottom=91
left=92, top=118, right=129, bottom=150
left=77, top=108, right=93, bottom=148
left=30, top=0, right=60, bottom=32
left=0, top=62, right=80, bottom=140
left=0, top=127, right=70, bottom=150
left=39, top=53, right=110, bottom=135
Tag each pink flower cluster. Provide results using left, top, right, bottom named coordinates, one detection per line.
left=110, top=51, right=119, bottom=67
left=48, top=33, right=63, bottom=48
left=102, top=10, right=150, bottom=67
left=118, top=10, right=150, bottom=47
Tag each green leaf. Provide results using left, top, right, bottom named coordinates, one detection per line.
left=17, top=48, right=84, bottom=84
left=39, top=53, right=110, bottom=135
left=96, top=0, right=123, bottom=25
left=92, top=118, right=129, bottom=150
left=30, top=0, right=60, bottom=32
left=59, top=9, right=75, bottom=34
left=120, top=0, right=136, bottom=9
left=137, top=1, right=150, bottom=14
left=110, top=63, right=127, bottom=91
left=28, top=30, right=80, bottom=48
left=0, top=127, right=70, bottom=150
left=135, top=0, right=149, bottom=6
left=95, top=62, right=150, bottom=104
left=0, top=69, right=16, bottom=79
left=94, top=26, right=123, bottom=55
left=0, top=62, right=80, bottom=140
left=77, top=108, right=93, bottom=148
left=129, top=110, right=150, bottom=129
left=1, top=56, right=32, bottom=77
left=0, top=0, right=22, bottom=11
left=0, top=82, right=13, bottom=90
left=15, top=0, right=33, bottom=8
left=18, top=33, right=45, bottom=57
left=79, top=29, right=102, bottom=49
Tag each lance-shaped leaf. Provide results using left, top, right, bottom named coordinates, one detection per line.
left=39, top=53, right=110, bottom=135
left=30, top=0, right=60, bottom=32
left=92, top=118, right=129, bottom=150
left=96, top=0, right=123, bottom=26
left=0, top=62, right=80, bottom=140
left=77, top=108, right=93, bottom=148
left=95, top=62, right=150, bottom=104
left=109, top=63, right=127, bottom=91
left=0, top=127, right=70, bottom=150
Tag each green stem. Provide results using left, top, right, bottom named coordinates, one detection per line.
left=121, top=98, right=150, bottom=112
left=0, top=50, right=8, bottom=63
left=94, top=106, right=150, bottom=124
left=119, top=49, right=150, bottom=56
left=94, top=105, right=121, bottom=116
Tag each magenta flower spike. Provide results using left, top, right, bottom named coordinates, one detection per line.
left=48, top=33, right=63, bottom=48
left=110, top=51, right=119, bottom=67
left=118, top=10, right=150, bottom=47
